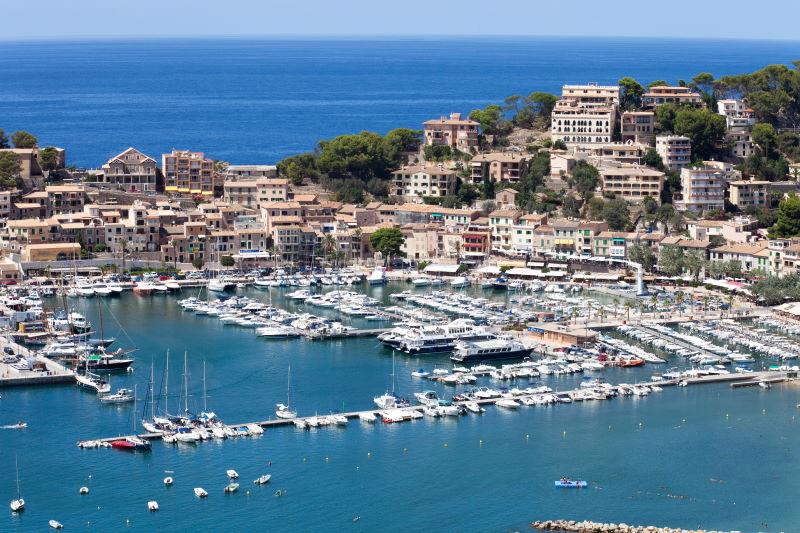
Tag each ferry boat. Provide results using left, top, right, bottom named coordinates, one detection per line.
left=450, top=337, right=533, bottom=363
left=392, top=320, right=499, bottom=354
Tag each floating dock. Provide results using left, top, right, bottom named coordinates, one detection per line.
left=87, top=370, right=792, bottom=445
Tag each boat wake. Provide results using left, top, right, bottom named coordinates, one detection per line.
left=2, top=423, right=27, bottom=429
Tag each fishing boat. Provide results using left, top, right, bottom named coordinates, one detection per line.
left=275, top=366, right=298, bottom=418
left=554, top=479, right=587, bottom=488
left=224, top=483, right=239, bottom=494
left=9, top=457, right=24, bottom=512
left=254, top=474, right=272, bottom=485
left=49, top=520, right=64, bottom=529
left=194, top=487, right=208, bottom=498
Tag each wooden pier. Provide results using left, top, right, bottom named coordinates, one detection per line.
left=86, top=370, right=792, bottom=445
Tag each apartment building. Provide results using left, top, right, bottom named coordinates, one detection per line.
left=591, top=143, right=647, bottom=165
left=620, top=111, right=655, bottom=144
left=488, top=209, right=523, bottom=250
left=728, top=180, right=771, bottom=208
left=101, top=148, right=157, bottom=192
left=469, top=152, right=529, bottom=184
left=550, top=218, right=581, bottom=258
left=686, top=217, right=757, bottom=244
left=642, top=86, right=702, bottom=109
left=391, top=165, right=458, bottom=198
left=600, top=166, right=665, bottom=203
left=551, top=100, right=616, bottom=149
left=162, top=150, right=214, bottom=195
left=655, top=136, right=692, bottom=171
left=592, top=231, right=636, bottom=258
left=510, top=214, right=547, bottom=251
left=226, top=165, right=277, bottom=180
left=674, top=162, right=741, bottom=212
left=727, top=131, right=755, bottom=159
left=709, top=242, right=769, bottom=272
left=422, top=113, right=479, bottom=151
left=561, top=83, right=619, bottom=105
left=223, top=178, right=289, bottom=207
left=575, top=222, right=608, bottom=255
left=717, top=99, right=756, bottom=131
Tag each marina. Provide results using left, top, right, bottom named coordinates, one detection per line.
left=2, top=281, right=800, bottom=532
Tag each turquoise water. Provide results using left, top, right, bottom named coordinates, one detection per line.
left=2, top=285, right=799, bottom=532
left=1, top=38, right=799, bottom=167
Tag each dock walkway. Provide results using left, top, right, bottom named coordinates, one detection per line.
left=88, top=370, right=791, bottom=444
left=0, top=333, right=75, bottom=388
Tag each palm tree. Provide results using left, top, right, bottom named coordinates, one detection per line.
left=727, top=293, right=735, bottom=317
left=351, top=228, right=363, bottom=264
left=650, top=294, right=658, bottom=317
left=120, top=238, right=129, bottom=273
left=624, top=300, right=634, bottom=322
left=701, top=295, right=709, bottom=314
left=570, top=307, right=580, bottom=326
left=321, top=233, right=337, bottom=264
left=612, top=297, right=620, bottom=319
left=675, top=292, right=685, bottom=316
left=598, top=306, right=606, bottom=323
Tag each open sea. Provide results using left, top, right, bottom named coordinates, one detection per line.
left=0, top=37, right=799, bottom=167
left=1, top=284, right=799, bottom=532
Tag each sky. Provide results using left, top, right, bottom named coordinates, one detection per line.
left=2, top=0, right=797, bottom=41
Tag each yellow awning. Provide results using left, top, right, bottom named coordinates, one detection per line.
left=165, top=186, right=178, bottom=191
left=554, top=238, right=574, bottom=245
left=190, top=189, right=202, bottom=194
left=201, top=191, right=214, bottom=196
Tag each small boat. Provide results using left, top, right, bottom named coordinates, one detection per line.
left=495, top=399, right=520, bottom=409
left=464, top=401, right=485, bottom=414
left=194, top=487, right=208, bottom=498
left=147, top=501, right=159, bottom=511
left=224, top=483, right=239, bottom=494
left=411, top=368, right=429, bottom=378
left=254, top=474, right=272, bottom=485
left=226, top=469, right=239, bottom=479
left=79, top=486, right=89, bottom=494
left=10, top=422, right=27, bottom=429
left=358, top=412, right=377, bottom=422
left=163, top=477, right=173, bottom=486
left=49, top=520, right=64, bottom=529
left=554, top=479, right=587, bottom=488
left=99, top=388, right=134, bottom=403
left=758, top=380, right=772, bottom=389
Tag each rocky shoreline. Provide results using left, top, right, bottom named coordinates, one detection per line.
left=530, top=520, right=742, bottom=533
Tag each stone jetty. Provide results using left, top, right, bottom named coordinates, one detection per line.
left=530, top=520, right=742, bottom=533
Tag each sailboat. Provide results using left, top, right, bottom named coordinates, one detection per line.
left=9, top=456, right=24, bottom=512
left=275, top=366, right=297, bottom=419
left=373, top=353, right=409, bottom=409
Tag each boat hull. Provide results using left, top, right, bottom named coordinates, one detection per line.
left=450, top=347, right=534, bottom=363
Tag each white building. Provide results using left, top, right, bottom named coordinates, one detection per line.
left=551, top=101, right=616, bottom=150
left=656, top=136, right=692, bottom=171
left=675, top=161, right=740, bottom=212
left=390, top=165, right=458, bottom=199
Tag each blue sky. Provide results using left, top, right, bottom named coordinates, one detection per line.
left=2, top=0, right=797, bottom=41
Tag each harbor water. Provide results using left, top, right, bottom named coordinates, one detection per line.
left=2, top=284, right=799, bottom=532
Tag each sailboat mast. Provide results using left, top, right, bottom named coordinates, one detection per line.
left=164, top=350, right=169, bottom=416
left=149, top=364, right=155, bottom=420
left=202, top=360, right=207, bottom=412
left=183, top=351, right=188, bottom=415
left=287, top=365, right=291, bottom=408
left=15, top=456, right=20, bottom=498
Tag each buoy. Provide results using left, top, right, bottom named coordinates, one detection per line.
left=353, top=516, right=360, bottom=522
left=443, top=443, right=448, bottom=447
left=367, top=452, right=371, bottom=456
left=303, top=458, right=307, bottom=462
left=763, top=409, right=767, bottom=415
left=126, top=520, right=130, bottom=525
left=403, top=448, right=407, bottom=452
left=639, top=422, right=643, bottom=428
left=325, top=457, right=329, bottom=462
left=246, top=490, right=250, bottom=495
left=563, top=431, right=567, bottom=438
left=608, top=426, right=613, bottom=430
left=526, top=434, right=530, bottom=439
left=682, top=419, right=686, bottom=423
left=479, top=440, right=483, bottom=445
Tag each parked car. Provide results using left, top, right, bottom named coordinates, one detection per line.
left=4, top=347, right=15, bottom=355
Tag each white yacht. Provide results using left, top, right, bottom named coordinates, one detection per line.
left=257, top=325, right=299, bottom=338
left=450, top=337, right=533, bottom=363
left=388, top=319, right=499, bottom=354
left=411, top=276, right=431, bottom=287
left=207, top=279, right=226, bottom=292
left=450, top=276, right=471, bottom=288
left=366, top=267, right=387, bottom=285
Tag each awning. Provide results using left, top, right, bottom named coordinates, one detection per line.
left=190, top=189, right=202, bottom=194
left=165, top=186, right=178, bottom=191
left=527, top=261, right=545, bottom=267
left=477, top=266, right=501, bottom=274
left=178, top=188, right=190, bottom=193
left=423, top=263, right=461, bottom=274
left=506, top=267, right=538, bottom=276
left=201, top=191, right=214, bottom=196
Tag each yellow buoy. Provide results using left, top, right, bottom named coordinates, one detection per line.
left=403, top=448, right=407, bottom=452
left=303, top=458, right=307, bottom=462
left=639, top=422, right=643, bottom=428
left=367, top=452, right=371, bottom=456
left=563, top=431, right=567, bottom=438
left=479, top=440, right=483, bottom=445
left=325, top=457, right=329, bottom=462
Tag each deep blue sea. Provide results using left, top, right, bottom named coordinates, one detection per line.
left=0, top=37, right=798, bottom=167
left=1, top=284, right=800, bottom=532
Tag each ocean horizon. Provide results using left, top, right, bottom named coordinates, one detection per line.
left=0, top=36, right=797, bottom=167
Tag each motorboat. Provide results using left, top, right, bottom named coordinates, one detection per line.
left=226, top=469, right=239, bottom=479
left=450, top=276, right=471, bottom=288
left=495, top=399, right=520, bottom=409
left=358, top=412, right=377, bottom=422
left=163, top=477, right=173, bottom=486
left=451, top=337, right=533, bottom=363
left=147, top=501, right=159, bottom=511
left=554, top=479, right=587, bottom=488
left=133, top=282, right=154, bottom=295
left=224, top=483, right=239, bottom=494
left=76, top=372, right=111, bottom=394
left=49, top=520, right=64, bottom=529
left=412, top=276, right=431, bottom=287
left=411, top=368, right=429, bottom=378
left=257, top=325, right=299, bottom=338
left=366, top=267, right=387, bottom=285
left=99, top=388, right=135, bottom=403
left=464, top=401, right=485, bottom=414
left=79, top=486, right=89, bottom=494
left=373, top=392, right=409, bottom=409
left=194, top=487, right=208, bottom=498
left=254, top=475, right=272, bottom=485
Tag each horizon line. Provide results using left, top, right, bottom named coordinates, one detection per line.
left=1, top=33, right=799, bottom=44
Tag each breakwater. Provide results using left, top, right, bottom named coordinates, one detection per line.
left=531, top=519, right=742, bottom=533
